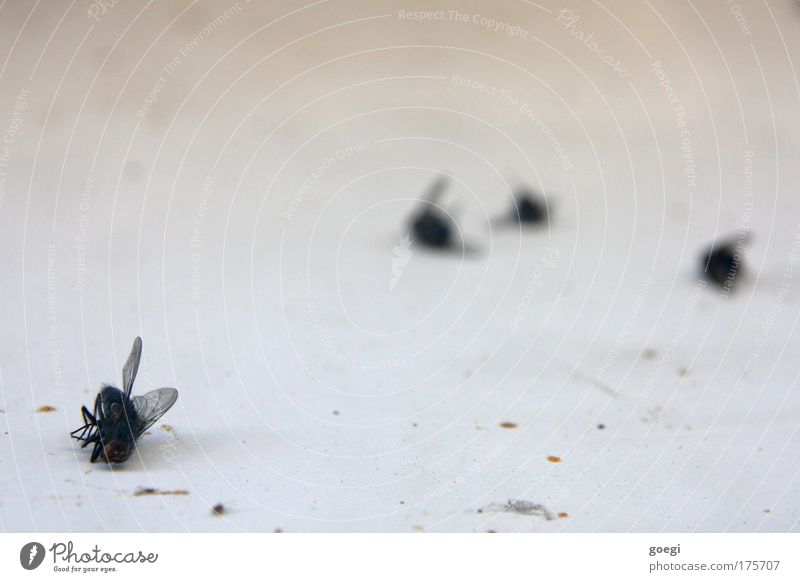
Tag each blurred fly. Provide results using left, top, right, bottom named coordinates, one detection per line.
left=71, top=337, right=178, bottom=464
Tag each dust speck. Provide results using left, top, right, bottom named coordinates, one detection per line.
left=643, top=349, right=658, bottom=360
left=558, top=512, right=569, bottom=518
left=134, top=487, right=189, bottom=497
left=36, top=406, right=56, bottom=413
left=547, top=455, right=561, bottom=463
left=212, top=503, right=225, bottom=516
left=500, top=421, right=518, bottom=429
left=411, top=525, right=425, bottom=532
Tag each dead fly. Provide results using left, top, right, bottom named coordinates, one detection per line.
left=409, top=175, right=467, bottom=249
left=71, top=337, right=178, bottom=464
left=701, top=235, right=747, bottom=289
left=509, top=190, right=549, bottom=226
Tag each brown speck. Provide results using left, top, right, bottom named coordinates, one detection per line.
left=134, top=487, right=189, bottom=497
left=411, top=525, right=425, bottom=532
left=500, top=422, right=518, bottom=429
left=547, top=455, right=561, bottom=463
left=274, top=528, right=283, bottom=533
left=36, top=405, right=56, bottom=413
left=643, top=349, right=658, bottom=360
left=160, top=424, right=174, bottom=433
left=558, top=512, right=569, bottom=518
left=212, top=503, right=225, bottom=516
left=678, top=368, right=689, bottom=377
left=763, top=509, right=771, bottom=514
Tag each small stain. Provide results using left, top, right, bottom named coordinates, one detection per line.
left=412, top=423, right=418, bottom=427
left=500, top=422, right=518, bottom=429
left=274, top=528, right=283, bottom=533
left=643, top=349, right=658, bottom=360
left=597, top=424, right=606, bottom=430
left=399, top=500, right=405, bottom=505
left=558, top=512, right=569, bottom=518
left=678, top=368, right=689, bottom=377
left=134, top=487, right=189, bottom=497
left=411, top=525, right=425, bottom=532
left=763, top=509, right=771, bottom=514
left=160, top=424, right=174, bottom=433
left=547, top=455, right=561, bottom=463
left=486, top=529, right=497, bottom=533
left=211, top=503, right=225, bottom=516
left=332, top=410, right=339, bottom=415
left=36, top=406, right=56, bottom=413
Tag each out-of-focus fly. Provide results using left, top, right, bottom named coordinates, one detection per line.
left=71, top=337, right=178, bottom=464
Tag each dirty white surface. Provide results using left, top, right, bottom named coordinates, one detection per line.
left=1, top=0, right=799, bottom=532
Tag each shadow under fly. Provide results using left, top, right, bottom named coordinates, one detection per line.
left=71, top=337, right=179, bottom=465
left=407, top=175, right=480, bottom=255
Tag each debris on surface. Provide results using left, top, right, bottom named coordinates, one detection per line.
left=547, top=455, right=561, bottom=463
left=36, top=405, right=56, bottom=413
left=134, top=487, right=189, bottom=497
left=482, top=499, right=556, bottom=521
left=499, top=421, right=518, bottom=429
left=211, top=503, right=225, bottom=516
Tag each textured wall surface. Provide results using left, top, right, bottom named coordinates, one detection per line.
left=0, top=0, right=799, bottom=532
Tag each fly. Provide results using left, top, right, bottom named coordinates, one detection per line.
left=71, top=337, right=179, bottom=464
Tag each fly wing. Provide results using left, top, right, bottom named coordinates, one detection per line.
left=122, top=337, right=143, bottom=396
left=131, top=388, right=178, bottom=435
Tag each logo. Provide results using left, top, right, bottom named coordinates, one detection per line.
left=20, top=542, right=46, bottom=570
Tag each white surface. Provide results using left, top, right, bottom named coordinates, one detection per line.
left=1, top=0, right=799, bottom=532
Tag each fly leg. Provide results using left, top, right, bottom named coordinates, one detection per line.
left=70, top=405, right=99, bottom=445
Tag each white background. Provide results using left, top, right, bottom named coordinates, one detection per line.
left=1, top=0, right=799, bottom=532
